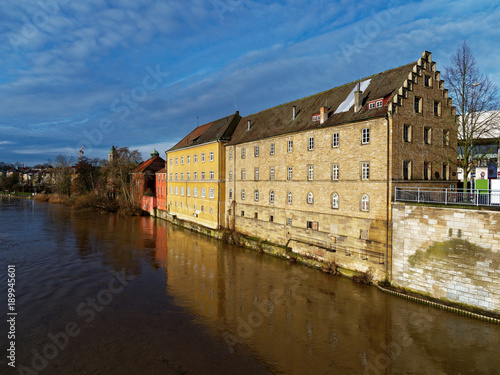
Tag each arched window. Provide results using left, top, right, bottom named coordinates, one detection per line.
left=270, top=190, right=275, bottom=203
left=175, top=186, right=178, bottom=195
left=332, top=193, right=339, bottom=209
left=180, top=187, right=184, bottom=196
left=209, top=188, right=214, bottom=199
left=361, top=194, right=370, bottom=211
left=187, top=187, right=191, bottom=197
left=201, top=188, right=206, bottom=198
left=307, top=192, right=314, bottom=204
left=193, top=187, right=198, bottom=197
left=287, top=191, right=292, bottom=204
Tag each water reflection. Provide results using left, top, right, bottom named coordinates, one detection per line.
left=1, top=198, right=499, bottom=375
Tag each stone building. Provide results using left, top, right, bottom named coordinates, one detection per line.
left=165, top=112, right=241, bottom=229
left=224, top=51, right=457, bottom=280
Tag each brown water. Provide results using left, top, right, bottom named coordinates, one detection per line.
left=1, top=197, right=499, bottom=375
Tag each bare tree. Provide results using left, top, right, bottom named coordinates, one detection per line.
left=52, top=155, right=74, bottom=196
left=444, top=41, right=499, bottom=190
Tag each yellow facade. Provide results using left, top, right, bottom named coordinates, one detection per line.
left=167, top=141, right=227, bottom=229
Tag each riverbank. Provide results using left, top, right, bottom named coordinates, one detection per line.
left=153, top=208, right=500, bottom=324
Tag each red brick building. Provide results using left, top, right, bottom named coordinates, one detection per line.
left=131, top=149, right=165, bottom=202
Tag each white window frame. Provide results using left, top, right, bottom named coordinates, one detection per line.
left=254, top=146, right=259, bottom=157
left=201, top=153, right=205, bottom=162
left=308, top=137, right=314, bottom=151
left=361, top=194, right=370, bottom=211
left=254, top=190, right=259, bottom=201
left=308, top=165, right=314, bottom=181
left=287, top=167, right=293, bottom=180
left=332, top=193, right=339, bottom=209
left=210, top=171, right=214, bottom=180
left=194, top=187, right=198, bottom=197
left=332, top=164, right=339, bottom=180
left=362, top=128, right=370, bottom=144
left=241, top=189, right=245, bottom=200
left=332, top=133, right=339, bottom=148
left=361, top=162, right=370, bottom=180
left=287, top=191, right=292, bottom=204
left=287, top=140, right=293, bottom=153
left=307, top=192, right=314, bottom=204
left=209, top=151, right=214, bottom=161
left=270, top=190, right=275, bottom=203
left=209, top=188, right=214, bottom=199
left=270, top=167, right=275, bottom=180
left=201, top=188, right=206, bottom=198
left=270, top=143, right=275, bottom=155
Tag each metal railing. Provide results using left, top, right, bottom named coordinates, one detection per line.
left=395, top=186, right=500, bottom=207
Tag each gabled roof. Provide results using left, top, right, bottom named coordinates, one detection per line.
left=156, top=166, right=167, bottom=174
left=168, top=112, right=241, bottom=151
left=227, top=61, right=416, bottom=145
left=132, top=155, right=165, bottom=174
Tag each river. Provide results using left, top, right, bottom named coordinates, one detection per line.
left=1, top=197, right=499, bottom=374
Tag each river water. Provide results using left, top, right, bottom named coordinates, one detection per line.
left=1, top=197, right=499, bottom=375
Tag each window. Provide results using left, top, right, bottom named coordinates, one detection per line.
left=307, top=192, right=314, bottom=204
left=228, top=189, right=233, bottom=199
left=254, top=146, right=259, bottom=157
left=229, top=171, right=233, bottom=181
left=270, top=190, right=275, bottom=203
left=414, top=96, right=422, bottom=113
left=332, top=133, right=339, bottom=148
left=442, top=163, right=449, bottom=181
left=241, top=169, right=245, bottom=180
left=201, top=172, right=205, bottom=180
left=229, top=149, right=233, bottom=160
left=201, top=188, right=206, bottom=198
left=369, top=102, right=375, bottom=109
left=307, top=221, right=319, bottom=231
left=241, top=189, right=245, bottom=200
left=187, top=155, right=190, bottom=164
left=209, top=151, right=214, bottom=161
left=332, top=193, right=339, bottom=209
left=403, top=124, right=412, bottom=142
left=287, top=140, right=293, bottom=153
left=193, top=187, right=198, bottom=197
left=312, top=114, right=320, bottom=121
left=170, top=158, right=172, bottom=166
left=254, top=212, right=258, bottom=219
left=170, top=186, right=173, bottom=194
left=254, top=190, right=259, bottom=201
left=424, top=75, right=432, bottom=87
left=201, top=153, right=205, bottom=162
left=175, top=173, right=178, bottom=181
left=181, top=173, right=184, bottom=181
left=361, top=162, right=370, bottom=180
left=362, top=128, right=370, bottom=144
left=241, top=148, right=246, bottom=159
left=332, top=164, right=339, bottom=180
left=194, top=172, right=198, bottom=180
left=181, top=187, right=184, bottom=196
left=209, top=171, right=214, bottom=180
left=187, top=187, right=191, bottom=196
left=307, top=165, right=314, bottom=181
left=308, top=137, right=314, bottom=151
left=376, top=100, right=382, bottom=108
left=175, top=186, right=178, bottom=195
left=270, top=167, right=275, bottom=180
left=175, top=158, right=178, bottom=165
left=181, top=156, right=184, bottom=165
left=201, top=205, right=204, bottom=212
left=209, top=188, right=214, bottom=199
left=287, top=218, right=292, bottom=226
left=270, top=215, right=274, bottom=222
left=434, top=101, right=441, bottom=116
left=254, top=168, right=259, bottom=181
left=270, top=143, right=275, bottom=155
left=403, top=160, right=412, bottom=180
left=361, top=195, right=370, bottom=211
left=241, top=211, right=245, bottom=217
left=287, top=191, right=292, bottom=204
left=194, top=154, right=198, bottom=163
left=170, top=173, right=172, bottom=181
left=287, top=167, right=293, bottom=180
left=443, top=130, right=450, bottom=146
left=424, top=162, right=431, bottom=180
left=187, top=172, right=190, bottom=180
left=424, top=127, right=432, bottom=144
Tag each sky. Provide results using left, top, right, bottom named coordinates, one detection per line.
left=1, top=0, right=499, bottom=165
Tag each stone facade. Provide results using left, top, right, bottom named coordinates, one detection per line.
left=224, top=51, right=457, bottom=280
left=392, top=203, right=500, bottom=313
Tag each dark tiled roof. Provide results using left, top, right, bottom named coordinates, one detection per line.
left=156, top=166, right=167, bottom=174
left=169, top=112, right=241, bottom=151
left=227, top=61, right=416, bottom=145
left=132, top=155, right=165, bottom=174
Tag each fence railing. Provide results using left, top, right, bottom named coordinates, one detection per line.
left=395, top=186, right=500, bottom=207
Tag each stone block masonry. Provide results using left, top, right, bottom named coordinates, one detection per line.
left=392, top=203, right=500, bottom=314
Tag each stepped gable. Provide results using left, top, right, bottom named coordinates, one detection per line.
left=169, top=112, right=241, bottom=151
left=227, top=60, right=418, bottom=145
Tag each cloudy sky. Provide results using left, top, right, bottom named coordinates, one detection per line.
left=1, top=0, right=499, bottom=165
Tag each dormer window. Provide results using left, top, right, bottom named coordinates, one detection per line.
left=368, top=99, right=383, bottom=109
left=312, top=113, right=320, bottom=122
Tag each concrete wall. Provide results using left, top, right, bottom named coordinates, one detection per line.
left=392, top=203, right=500, bottom=314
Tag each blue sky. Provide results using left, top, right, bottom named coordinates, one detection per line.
left=1, top=0, right=499, bottom=165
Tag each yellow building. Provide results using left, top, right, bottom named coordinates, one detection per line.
left=166, top=112, right=241, bottom=229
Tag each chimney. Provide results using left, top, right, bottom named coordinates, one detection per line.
left=354, top=82, right=362, bottom=112
left=292, top=106, right=297, bottom=120
left=320, top=106, right=326, bottom=124
left=247, top=120, right=251, bottom=131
